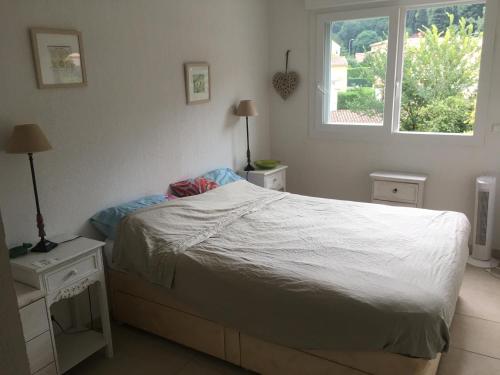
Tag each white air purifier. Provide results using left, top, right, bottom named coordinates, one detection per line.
left=468, top=176, right=499, bottom=268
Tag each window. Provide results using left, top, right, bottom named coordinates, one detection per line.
left=313, top=0, right=491, bottom=139
left=328, top=17, right=390, bottom=126
left=399, top=3, right=485, bottom=134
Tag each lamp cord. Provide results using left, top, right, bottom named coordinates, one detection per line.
left=50, top=286, right=94, bottom=335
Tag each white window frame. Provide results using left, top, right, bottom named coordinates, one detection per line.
left=309, top=0, right=498, bottom=146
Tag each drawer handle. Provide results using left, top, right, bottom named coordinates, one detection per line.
left=392, top=188, right=398, bottom=194
left=68, top=269, right=78, bottom=277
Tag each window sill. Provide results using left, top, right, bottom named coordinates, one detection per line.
left=390, top=130, right=485, bottom=147
left=310, top=123, right=486, bottom=147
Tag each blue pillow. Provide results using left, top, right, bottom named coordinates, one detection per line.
left=91, top=195, right=166, bottom=239
left=202, top=168, right=242, bottom=186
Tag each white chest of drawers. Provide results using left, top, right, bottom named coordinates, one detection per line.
left=370, top=171, right=427, bottom=208
left=15, top=282, right=57, bottom=375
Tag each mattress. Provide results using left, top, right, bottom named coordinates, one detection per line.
left=112, top=180, right=470, bottom=359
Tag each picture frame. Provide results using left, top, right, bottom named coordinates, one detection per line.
left=29, top=27, right=87, bottom=89
left=184, top=62, right=210, bottom=105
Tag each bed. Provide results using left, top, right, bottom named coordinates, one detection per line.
left=107, top=180, right=470, bottom=375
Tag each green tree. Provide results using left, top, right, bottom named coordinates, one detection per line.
left=362, top=15, right=482, bottom=133
left=429, top=7, right=452, bottom=31
left=457, top=4, right=485, bottom=32
left=412, top=96, right=474, bottom=133
left=335, top=21, right=363, bottom=53
left=415, top=9, right=429, bottom=32
left=353, top=30, right=380, bottom=53
left=406, top=10, right=417, bottom=34
left=459, top=4, right=485, bottom=20
left=338, top=88, right=384, bottom=116
left=401, top=16, right=481, bottom=131
left=333, top=17, right=389, bottom=54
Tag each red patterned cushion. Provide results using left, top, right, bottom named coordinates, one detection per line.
left=170, top=177, right=219, bottom=197
left=194, top=177, right=219, bottom=193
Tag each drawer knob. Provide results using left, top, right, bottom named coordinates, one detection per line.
left=392, top=188, right=398, bottom=194
left=68, top=269, right=78, bottom=276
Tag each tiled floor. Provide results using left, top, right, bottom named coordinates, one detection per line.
left=67, top=323, right=248, bottom=375
left=440, top=266, right=500, bottom=375
left=68, top=265, right=500, bottom=375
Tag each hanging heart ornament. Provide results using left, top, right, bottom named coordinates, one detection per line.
left=273, top=50, right=299, bottom=100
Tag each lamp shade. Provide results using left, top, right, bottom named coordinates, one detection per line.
left=236, top=100, right=258, bottom=117
left=5, top=124, right=52, bottom=154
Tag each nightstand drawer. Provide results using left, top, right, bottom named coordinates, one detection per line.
left=26, top=331, right=54, bottom=373
left=45, top=254, right=98, bottom=292
left=20, top=299, right=49, bottom=341
left=264, top=171, right=285, bottom=191
left=373, top=180, right=418, bottom=204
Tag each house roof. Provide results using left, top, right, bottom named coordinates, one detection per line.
left=330, top=110, right=383, bottom=124
left=332, top=55, right=348, bottom=67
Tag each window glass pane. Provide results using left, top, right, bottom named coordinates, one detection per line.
left=328, top=17, right=389, bottom=126
left=400, top=3, right=485, bottom=134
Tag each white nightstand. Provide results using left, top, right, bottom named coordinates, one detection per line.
left=10, top=237, right=113, bottom=374
left=238, top=165, right=288, bottom=191
left=370, top=171, right=427, bottom=208
left=14, top=282, right=57, bottom=375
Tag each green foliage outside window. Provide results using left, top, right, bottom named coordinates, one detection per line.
left=338, top=88, right=384, bottom=116
left=342, top=15, right=482, bottom=133
left=347, top=67, right=372, bottom=87
left=400, top=16, right=482, bottom=132
left=352, top=30, right=381, bottom=53
left=332, top=4, right=483, bottom=53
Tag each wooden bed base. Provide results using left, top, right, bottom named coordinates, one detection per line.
left=108, top=269, right=441, bottom=375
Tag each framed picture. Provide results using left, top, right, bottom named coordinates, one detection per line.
left=30, top=28, right=87, bottom=89
left=184, top=62, right=210, bottom=105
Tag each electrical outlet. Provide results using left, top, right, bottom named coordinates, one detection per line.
left=491, top=123, right=500, bottom=132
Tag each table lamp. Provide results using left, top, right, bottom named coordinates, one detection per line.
left=6, top=124, right=58, bottom=253
left=236, top=100, right=258, bottom=171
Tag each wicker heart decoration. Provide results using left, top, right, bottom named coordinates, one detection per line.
left=273, top=50, right=299, bottom=100
left=273, top=71, right=299, bottom=100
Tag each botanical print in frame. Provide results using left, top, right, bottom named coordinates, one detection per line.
left=30, top=28, right=87, bottom=89
left=184, top=62, right=210, bottom=105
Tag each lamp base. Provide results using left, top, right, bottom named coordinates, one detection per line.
left=31, top=239, right=58, bottom=253
left=244, top=164, right=255, bottom=172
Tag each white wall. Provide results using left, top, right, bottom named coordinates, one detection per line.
left=269, top=0, right=500, bottom=247
left=0, top=0, right=270, bottom=247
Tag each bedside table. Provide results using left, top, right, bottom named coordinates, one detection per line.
left=370, top=171, right=427, bottom=208
left=10, top=237, right=113, bottom=374
left=238, top=165, right=288, bottom=191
